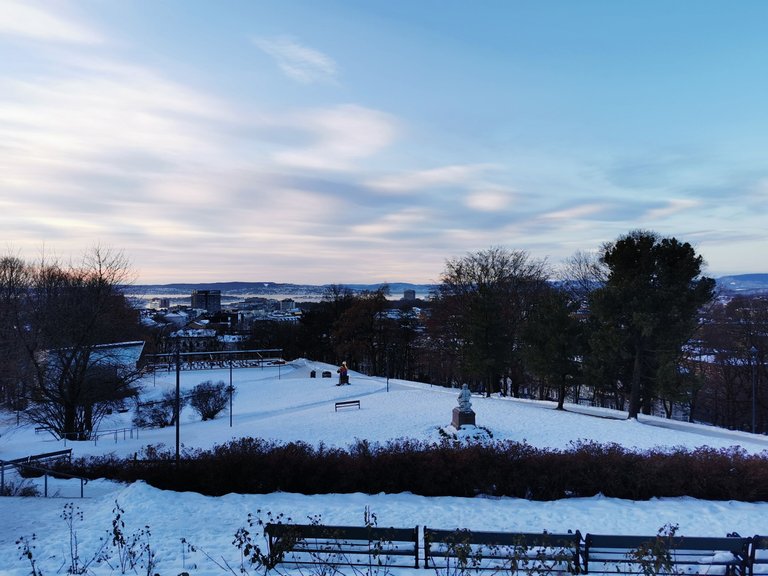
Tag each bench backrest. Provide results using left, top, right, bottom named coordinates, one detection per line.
left=426, top=528, right=580, bottom=549
left=265, top=523, right=419, bottom=568
left=584, top=533, right=751, bottom=574
left=266, top=523, right=416, bottom=543
left=751, top=536, right=768, bottom=576
left=424, top=528, right=582, bottom=571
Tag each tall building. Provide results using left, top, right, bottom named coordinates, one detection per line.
left=191, top=290, right=221, bottom=314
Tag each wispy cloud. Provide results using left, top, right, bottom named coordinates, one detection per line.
left=253, top=36, right=338, bottom=84
left=351, top=208, right=429, bottom=236
left=0, top=56, right=239, bottom=205
left=751, top=178, right=768, bottom=199
left=366, top=164, right=494, bottom=193
left=464, top=186, right=514, bottom=212
left=0, top=0, right=102, bottom=44
left=272, top=105, right=398, bottom=171
left=643, top=199, right=699, bottom=220
left=541, top=203, right=607, bottom=220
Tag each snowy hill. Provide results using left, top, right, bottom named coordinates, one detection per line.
left=716, top=273, right=768, bottom=294
left=1, top=360, right=767, bottom=576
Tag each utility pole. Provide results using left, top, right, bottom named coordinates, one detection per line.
left=751, top=345, right=758, bottom=434
left=175, top=346, right=181, bottom=468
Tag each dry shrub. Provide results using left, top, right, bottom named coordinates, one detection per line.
left=53, top=438, right=768, bottom=501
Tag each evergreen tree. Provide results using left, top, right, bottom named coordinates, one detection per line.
left=589, top=231, right=715, bottom=418
left=521, top=285, right=583, bottom=409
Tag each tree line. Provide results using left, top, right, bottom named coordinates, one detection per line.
left=1, top=231, right=766, bottom=440
left=264, top=230, right=764, bottom=430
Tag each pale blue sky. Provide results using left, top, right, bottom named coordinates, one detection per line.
left=1, top=0, right=766, bottom=284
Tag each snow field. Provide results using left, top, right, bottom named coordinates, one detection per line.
left=1, top=359, right=767, bottom=575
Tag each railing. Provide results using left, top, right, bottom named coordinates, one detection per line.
left=33, top=426, right=141, bottom=446
left=0, top=449, right=85, bottom=497
left=7, top=461, right=89, bottom=498
left=0, top=448, right=72, bottom=469
left=91, top=426, right=140, bottom=446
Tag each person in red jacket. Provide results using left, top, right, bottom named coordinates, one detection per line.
left=337, top=361, right=348, bottom=385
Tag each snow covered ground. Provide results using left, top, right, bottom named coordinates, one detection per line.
left=1, top=359, right=767, bottom=575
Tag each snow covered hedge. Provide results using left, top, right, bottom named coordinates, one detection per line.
left=52, top=438, right=768, bottom=501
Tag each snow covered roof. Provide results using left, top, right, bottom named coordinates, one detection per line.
left=89, top=340, right=146, bottom=369
left=170, top=328, right=217, bottom=338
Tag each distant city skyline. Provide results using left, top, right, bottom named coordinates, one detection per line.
left=2, top=1, right=767, bottom=284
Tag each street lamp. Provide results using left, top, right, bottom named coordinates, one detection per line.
left=751, top=345, right=758, bottom=434
left=175, top=344, right=181, bottom=467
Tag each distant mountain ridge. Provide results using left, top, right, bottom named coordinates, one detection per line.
left=715, top=273, right=768, bottom=294
left=124, top=281, right=436, bottom=298
left=124, top=274, right=768, bottom=299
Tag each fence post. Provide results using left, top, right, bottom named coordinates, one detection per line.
left=44, top=473, right=48, bottom=497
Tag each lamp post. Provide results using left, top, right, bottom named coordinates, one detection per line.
left=175, top=345, right=181, bottom=468
left=751, top=345, right=758, bottom=434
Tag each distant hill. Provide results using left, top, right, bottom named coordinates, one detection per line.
left=716, top=274, right=768, bottom=294
left=124, top=281, right=436, bottom=300
left=124, top=275, right=768, bottom=300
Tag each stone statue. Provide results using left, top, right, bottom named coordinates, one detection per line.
left=452, top=383, right=476, bottom=428
left=457, top=384, right=473, bottom=413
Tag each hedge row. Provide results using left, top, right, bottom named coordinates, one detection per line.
left=57, top=438, right=768, bottom=501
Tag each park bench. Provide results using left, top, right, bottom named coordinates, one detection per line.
left=750, top=536, right=768, bottom=576
left=582, top=533, right=751, bottom=576
left=424, top=528, right=583, bottom=572
left=264, top=523, right=419, bottom=569
left=335, top=400, right=361, bottom=411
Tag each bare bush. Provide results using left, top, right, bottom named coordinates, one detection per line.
left=133, top=391, right=185, bottom=428
left=189, top=380, right=230, bottom=421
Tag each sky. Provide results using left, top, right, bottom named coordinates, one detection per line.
left=1, top=0, right=767, bottom=285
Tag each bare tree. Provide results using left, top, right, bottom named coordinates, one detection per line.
left=3, top=247, right=144, bottom=440
left=431, top=247, right=549, bottom=396
left=0, top=255, right=31, bottom=410
left=558, top=249, right=606, bottom=302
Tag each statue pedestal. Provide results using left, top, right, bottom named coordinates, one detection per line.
left=452, top=407, right=476, bottom=429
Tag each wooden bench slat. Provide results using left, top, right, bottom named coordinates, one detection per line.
left=264, top=524, right=765, bottom=576
left=334, top=400, right=361, bottom=411
left=584, top=533, right=751, bottom=576
left=265, top=523, right=419, bottom=569
left=424, top=528, right=583, bottom=572
left=750, top=536, right=768, bottom=576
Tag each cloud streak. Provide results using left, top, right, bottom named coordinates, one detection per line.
left=271, top=105, right=399, bottom=171
left=0, top=0, right=102, bottom=44
left=253, top=36, right=338, bottom=84
left=366, top=164, right=495, bottom=193
left=1, top=2, right=766, bottom=282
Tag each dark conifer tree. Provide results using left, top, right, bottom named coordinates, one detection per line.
left=589, top=231, right=715, bottom=419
